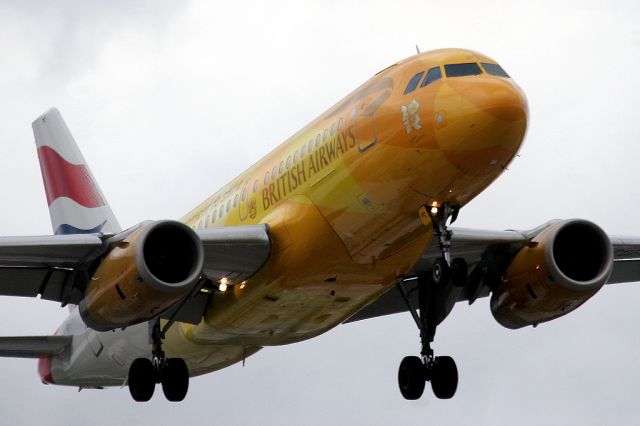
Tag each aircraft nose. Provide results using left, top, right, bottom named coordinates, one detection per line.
left=472, top=78, right=528, bottom=122
left=433, top=76, right=528, bottom=178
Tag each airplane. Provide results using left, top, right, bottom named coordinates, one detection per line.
left=0, top=47, right=638, bottom=402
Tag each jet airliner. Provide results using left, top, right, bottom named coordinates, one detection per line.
left=0, top=48, right=638, bottom=402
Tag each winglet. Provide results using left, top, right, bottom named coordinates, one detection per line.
left=32, top=108, right=121, bottom=235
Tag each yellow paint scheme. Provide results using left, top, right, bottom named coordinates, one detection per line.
left=165, top=49, right=528, bottom=375
left=491, top=224, right=605, bottom=329
left=84, top=226, right=192, bottom=330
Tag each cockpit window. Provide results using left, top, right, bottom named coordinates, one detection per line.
left=403, top=71, right=425, bottom=95
left=481, top=63, right=510, bottom=78
left=444, top=63, right=482, bottom=78
left=420, top=66, right=442, bottom=88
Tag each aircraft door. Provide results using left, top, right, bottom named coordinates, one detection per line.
left=353, top=83, right=392, bottom=152
left=239, top=180, right=259, bottom=222
left=239, top=183, right=249, bottom=222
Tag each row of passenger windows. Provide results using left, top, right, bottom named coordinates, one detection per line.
left=262, top=116, right=345, bottom=186
left=404, top=62, right=510, bottom=95
left=196, top=116, right=347, bottom=229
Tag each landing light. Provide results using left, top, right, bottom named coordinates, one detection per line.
left=218, top=277, right=229, bottom=292
left=431, top=206, right=438, bottom=215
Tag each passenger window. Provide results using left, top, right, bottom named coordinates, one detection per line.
left=444, top=63, right=482, bottom=77
left=226, top=200, right=231, bottom=212
left=279, top=161, right=284, bottom=173
left=253, top=180, right=259, bottom=193
left=403, top=71, right=425, bottom=95
left=308, top=140, right=313, bottom=152
left=272, top=166, right=277, bottom=179
left=330, top=123, right=336, bottom=136
left=241, top=187, right=247, bottom=201
left=315, top=134, right=321, bottom=147
left=338, top=117, right=344, bottom=131
left=481, top=62, right=510, bottom=78
left=205, top=215, right=210, bottom=226
left=293, top=150, right=299, bottom=163
left=420, top=66, right=442, bottom=88
left=264, top=171, right=269, bottom=185
left=323, top=129, right=329, bottom=141
left=219, top=208, right=223, bottom=218
left=233, top=194, right=239, bottom=207
left=286, top=156, right=291, bottom=168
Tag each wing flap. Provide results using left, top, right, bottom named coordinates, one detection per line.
left=0, top=336, right=71, bottom=358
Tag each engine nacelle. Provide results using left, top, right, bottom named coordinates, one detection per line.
left=490, top=219, right=613, bottom=329
left=79, top=220, right=204, bottom=331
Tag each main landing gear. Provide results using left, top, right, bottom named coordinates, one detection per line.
left=128, top=322, right=189, bottom=402
left=396, top=203, right=467, bottom=400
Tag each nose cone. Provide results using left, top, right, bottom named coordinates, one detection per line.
left=434, top=76, right=528, bottom=177
left=465, top=77, right=528, bottom=122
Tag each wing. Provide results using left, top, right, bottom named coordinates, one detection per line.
left=0, top=224, right=271, bottom=324
left=162, top=224, right=271, bottom=324
left=0, top=234, right=104, bottom=304
left=608, top=235, right=640, bottom=284
left=0, top=336, right=71, bottom=358
left=347, top=221, right=640, bottom=323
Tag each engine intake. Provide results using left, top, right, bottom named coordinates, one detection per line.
left=79, top=220, right=204, bottom=331
left=491, top=219, right=613, bottom=329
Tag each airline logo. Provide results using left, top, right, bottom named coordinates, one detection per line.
left=401, top=99, right=422, bottom=134
left=37, top=145, right=105, bottom=209
left=32, top=108, right=120, bottom=235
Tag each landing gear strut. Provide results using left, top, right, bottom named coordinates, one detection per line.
left=396, top=203, right=466, bottom=400
left=397, top=273, right=459, bottom=400
left=426, top=203, right=467, bottom=287
left=128, top=321, right=189, bottom=402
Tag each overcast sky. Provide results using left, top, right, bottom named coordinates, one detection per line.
left=1, top=0, right=640, bottom=424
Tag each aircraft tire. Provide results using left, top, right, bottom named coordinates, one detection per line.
left=161, top=358, right=189, bottom=402
left=398, top=356, right=425, bottom=400
left=430, top=356, right=458, bottom=399
left=128, top=358, right=156, bottom=402
left=451, top=258, right=468, bottom=287
left=432, top=258, right=450, bottom=285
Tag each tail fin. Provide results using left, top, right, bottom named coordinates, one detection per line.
left=32, top=107, right=121, bottom=235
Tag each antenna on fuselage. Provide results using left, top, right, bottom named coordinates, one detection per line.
left=416, top=45, right=421, bottom=54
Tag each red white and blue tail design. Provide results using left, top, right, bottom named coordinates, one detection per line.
left=32, top=108, right=121, bottom=235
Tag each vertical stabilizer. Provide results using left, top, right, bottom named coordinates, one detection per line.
left=32, top=107, right=121, bottom=235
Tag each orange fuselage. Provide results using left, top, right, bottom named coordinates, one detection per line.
left=167, top=48, right=528, bottom=376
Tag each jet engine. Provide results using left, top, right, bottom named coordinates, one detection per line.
left=79, top=220, right=204, bottom=331
left=490, top=219, right=613, bottom=329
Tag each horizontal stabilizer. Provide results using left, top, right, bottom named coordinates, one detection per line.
left=0, top=336, right=71, bottom=358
